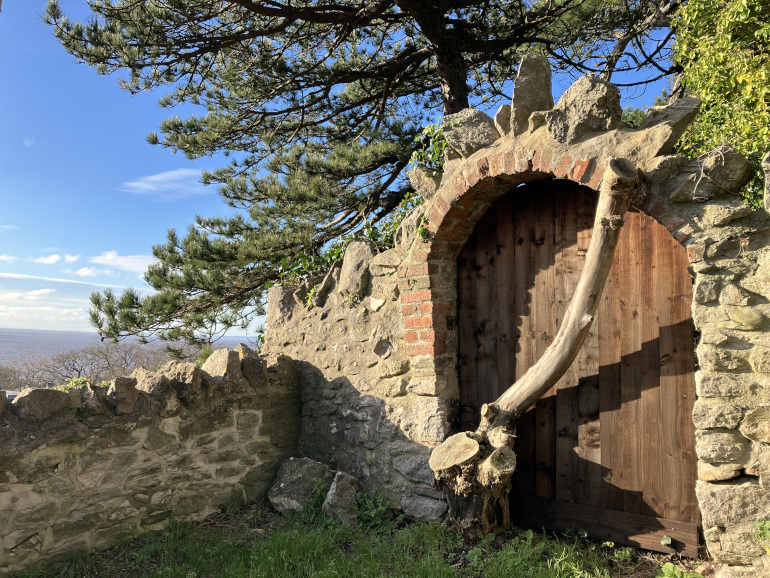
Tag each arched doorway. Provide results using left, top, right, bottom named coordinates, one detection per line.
left=457, top=178, right=700, bottom=555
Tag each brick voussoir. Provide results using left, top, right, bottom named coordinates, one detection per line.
left=553, top=155, right=573, bottom=178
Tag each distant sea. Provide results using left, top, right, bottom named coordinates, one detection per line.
left=0, top=327, right=254, bottom=365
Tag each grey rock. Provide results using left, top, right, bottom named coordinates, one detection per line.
left=740, top=408, right=770, bottom=443
left=266, top=285, right=297, bottom=329
left=692, top=402, right=743, bottom=430
left=694, top=276, right=722, bottom=304
left=637, top=96, right=701, bottom=155
left=322, top=471, right=360, bottom=525
left=697, top=199, right=753, bottom=229
left=545, top=75, right=621, bottom=145
left=395, top=205, right=426, bottom=251
left=642, top=155, right=685, bottom=184
left=133, top=368, right=179, bottom=417
left=267, top=457, right=334, bottom=513
left=106, top=376, right=140, bottom=416
left=202, top=349, right=249, bottom=394
left=696, top=478, right=770, bottom=527
left=511, top=55, right=554, bottom=135
left=699, top=145, right=756, bottom=197
left=744, top=442, right=770, bottom=476
left=407, top=165, right=441, bottom=199
left=400, top=494, right=447, bottom=521
left=369, top=249, right=403, bottom=277
left=720, top=285, right=752, bottom=307
left=726, top=307, right=765, bottom=331
left=698, top=461, right=742, bottom=482
left=159, top=361, right=203, bottom=405
left=392, top=455, right=434, bottom=484
left=696, top=429, right=749, bottom=463
left=698, top=346, right=751, bottom=373
left=494, top=104, right=511, bottom=136
left=11, top=388, right=70, bottom=422
left=338, top=241, right=376, bottom=299
left=443, top=108, right=500, bottom=158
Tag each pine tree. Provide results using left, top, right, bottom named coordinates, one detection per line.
left=45, top=0, right=681, bottom=342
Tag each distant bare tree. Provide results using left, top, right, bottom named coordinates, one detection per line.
left=1, top=341, right=201, bottom=389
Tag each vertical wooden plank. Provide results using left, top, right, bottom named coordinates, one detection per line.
left=457, top=239, right=479, bottom=430
left=496, top=196, right=516, bottom=398
left=599, top=213, right=624, bottom=512
left=475, top=209, right=499, bottom=413
left=620, top=213, right=644, bottom=515
left=657, top=224, right=699, bottom=524
left=554, top=186, right=580, bottom=503
left=534, top=183, right=557, bottom=500
left=639, top=214, right=663, bottom=518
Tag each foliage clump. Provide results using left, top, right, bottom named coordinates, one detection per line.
left=674, top=0, right=770, bottom=208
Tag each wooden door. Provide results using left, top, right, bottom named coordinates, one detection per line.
left=457, top=179, right=700, bottom=556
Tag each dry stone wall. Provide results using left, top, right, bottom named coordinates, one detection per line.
left=0, top=345, right=299, bottom=574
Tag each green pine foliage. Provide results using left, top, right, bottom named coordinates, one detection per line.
left=674, top=0, right=770, bottom=208
left=44, top=0, right=681, bottom=342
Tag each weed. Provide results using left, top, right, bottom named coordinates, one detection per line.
left=345, top=293, right=361, bottom=308
left=657, top=561, right=703, bottom=578
left=355, top=489, right=397, bottom=531
left=754, top=520, right=770, bottom=554
left=305, top=286, right=316, bottom=309
left=416, top=216, right=431, bottom=242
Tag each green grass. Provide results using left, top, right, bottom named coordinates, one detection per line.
left=11, top=502, right=704, bottom=578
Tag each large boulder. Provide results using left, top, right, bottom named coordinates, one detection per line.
left=545, top=75, right=622, bottom=145
left=10, top=388, right=70, bottom=422
left=106, top=377, right=140, bottom=416
left=511, top=55, right=554, bottom=135
left=337, top=241, right=376, bottom=300
left=267, top=457, right=335, bottom=513
left=443, top=108, right=500, bottom=158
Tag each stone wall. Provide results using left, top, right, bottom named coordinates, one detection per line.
left=264, top=56, right=770, bottom=575
left=261, top=240, right=452, bottom=522
left=0, top=345, right=299, bottom=574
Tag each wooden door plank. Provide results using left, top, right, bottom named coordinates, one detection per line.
left=554, top=187, right=581, bottom=503
left=599, top=217, right=624, bottom=511
left=639, top=214, right=663, bottom=518
left=457, top=240, right=480, bottom=430
left=512, top=497, right=701, bottom=558
left=619, top=213, right=644, bottom=515
left=534, top=184, right=557, bottom=500
left=496, top=196, right=516, bottom=398
left=475, top=208, right=499, bottom=414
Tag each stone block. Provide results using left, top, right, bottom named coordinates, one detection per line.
left=726, top=307, right=766, bottom=331
left=698, top=346, right=751, bottom=373
left=511, top=55, right=553, bottom=135
left=143, top=427, right=178, bottom=451
left=443, top=108, right=500, bottom=157
left=740, top=408, right=770, bottom=443
left=721, top=285, right=752, bottom=307
left=267, top=457, right=334, bottom=513
left=696, top=429, right=749, bottom=463
left=698, top=461, right=742, bottom=482
left=696, top=478, right=770, bottom=527
left=545, top=75, right=621, bottom=145
left=11, top=389, right=70, bottom=422
left=322, top=471, right=360, bottom=526
left=494, top=104, right=511, bottom=136
left=400, top=494, right=447, bottom=521
left=338, top=241, right=376, bottom=299
left=696, top=372, right=755, bottom=399
left=392, top=455, right=434, bottom=485
left=751, top=348, right=770, bottom=373
left=693, top=401, right=744, bottom=430
left=694, top=276, right=722, bottom=304
left=106, top=376, right=140, bottom=416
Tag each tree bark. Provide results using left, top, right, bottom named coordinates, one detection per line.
left=430, top=158, right=643, bottom=531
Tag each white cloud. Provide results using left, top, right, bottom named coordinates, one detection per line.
left=0, top=288, right=56, bottom=302
left=0, top=254, right=17, bottom=263
left=0, top=305, right=90, bottom=331
left=23, top=137, right=35, bottom=148
left=90, top=251, right=155, bottom=275
left=73, top=266, right=116, bottom=278
left=0, top=272, right=139, bottom=289
left=64, top=254, right=80, bottom=263
left=122, top=168, right=211, bottom=201
left=0, top=225, right=19, bottom=230
left=30, top=254, right=61, bottom=264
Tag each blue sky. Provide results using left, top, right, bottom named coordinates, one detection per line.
left=0, top=1, right=232, bottom=332
left=0, top=1, right=670, bottom=334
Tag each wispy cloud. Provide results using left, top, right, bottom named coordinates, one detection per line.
left=0, top=288, right=56, bottom=302
left=0, top=225, right=19, bottom=230
left=64, top=254, right=80, bottom=263
left=30, top=254, right=61, bottom=265
left=73, top=266, right=116, bottom=278
left=122, top=168, right=211, bottom=201
left=90, top=251, right=155, bottom=275
left=0, top=254, right=17, bottom=263
left=0, top=272, right=138, bottom=289
left=23, top=137, right=35, bottom=148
